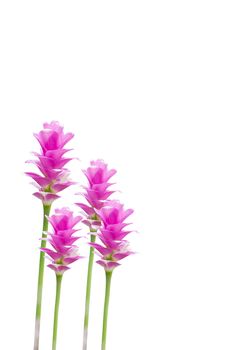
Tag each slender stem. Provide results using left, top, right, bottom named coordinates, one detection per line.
left=34, top=204, right=51, bottom=350
left=101, top=271, right=113, bottom=350
left=82, top=229, right=97, bottom=350
left=52, top=274, right=63, bottom=350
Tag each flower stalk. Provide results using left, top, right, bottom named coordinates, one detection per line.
left=52, top=274, right=63, bottom=350
left=83, top=229, right=97, bottom=350
left=101, top=271, right=113, bottom=350
left=34, top=204, right=51, bottom=350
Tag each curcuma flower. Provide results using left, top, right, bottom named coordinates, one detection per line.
left=26, top=121, right=75, bottom=205
left=41, top=208, right=83, bottom=350
left=91, top=201, right=134, bottom=271
left=76, top=159, right=117, bottom=228
left=41, top=208, right=83, bottom=275
left=95, top=201, right=135, bottom=350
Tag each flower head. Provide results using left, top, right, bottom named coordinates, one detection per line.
left=90, top=201, right=134, bottom=271
left=41, top=208, right=83, bottom=275
left=26, top=121, right=75, bottom=205
left=75, top=160, right=116, bottom=227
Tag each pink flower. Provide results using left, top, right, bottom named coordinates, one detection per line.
left=26, top=121, right=75, bottom=205
left=41, top=208, right=83, bottom=274
left=90, top=201, right=134, bottom=271
left=75, top=160, right=116, bottom=227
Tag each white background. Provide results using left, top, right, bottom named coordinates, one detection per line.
left=0, top=1, right=233, bottom=349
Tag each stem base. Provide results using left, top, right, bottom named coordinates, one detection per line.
left=101, top=270, right=113, bottom=350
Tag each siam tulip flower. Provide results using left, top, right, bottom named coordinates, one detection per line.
left=26, top=121, right=75, bottom=205
left=76, top=159, right=117, bottom=228
left=90, top=200, right=134, bottom=350
left=76, top=160, right=117, bottom=350
left=42, top=207, right=83, bottom=274
left=26, top=121, right=76, bottom=350
left=42, top=208, right=83, bottom=350
left=91, top=200, right=134, bottom=271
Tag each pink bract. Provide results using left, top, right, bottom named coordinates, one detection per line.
left=75, top=160, right=116, bottom=227
left=90, top=201, right=134, bottom=271
left=25, top=121, right=75, bottom=204
left=41, top=208, right=83, bottom=274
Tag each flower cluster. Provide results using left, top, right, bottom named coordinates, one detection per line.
left=41, top=208, right=83, bottom=274
left=26, top=121, right=136, bottom=350
left=76, top=160, right=116, bottom=228
left=26, top=121, right=75, bottom=205
left=90, top=201, right=134, bottom=271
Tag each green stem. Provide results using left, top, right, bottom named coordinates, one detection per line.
left=82, top=230, right=97, bottom=350
left=101, top=271, right=113, bottom=350
left=52, top=274, right=63, bottom=350
left=34, top=204, right=51, bottom=350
